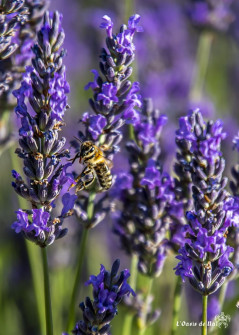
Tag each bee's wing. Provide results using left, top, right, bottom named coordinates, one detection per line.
left=98, top=152, right=113, bottom=168
left=106, top=158, right=113, bottom=169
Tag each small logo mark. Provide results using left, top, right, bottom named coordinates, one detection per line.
left=214, top=312, right=231, bottom=328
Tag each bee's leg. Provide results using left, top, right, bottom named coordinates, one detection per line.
left=68, top=152, right=81, bottom=164
left=69, top=166, right=94, bottom=192
left=75, top=166, right=92, bottom=182
left=68, top=166, right=89, bottom=191
left=99, top=144, right=111, bottom=151
left=75, top=174, right=95, bottom=193
left=68, top=182, right=77, bottom=191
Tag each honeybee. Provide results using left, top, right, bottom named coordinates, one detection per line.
left=69, top=140, right=113, bottom=193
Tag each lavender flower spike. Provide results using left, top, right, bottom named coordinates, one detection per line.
left=112, top=99, right=172, bottom=278
left=0, top=0, right=49, bottom=100
left=174, top=109, right=237, bottom=295
left=71, top=14, right=142, bottom=229
left=70, top=259, right=135, bottom=335
left=0, top=0, right=28, bottom=60
left=11, top=11, right=72, bottom=247
left=227, top=133, right=239, bottom=279
left=74, top=13, right=142, bottom=147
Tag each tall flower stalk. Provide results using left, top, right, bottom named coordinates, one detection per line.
left=172, top=7, right=216, bottom=329
left=111, top=98, right=172, bottom=333
left=174, top=109, right=237, bottom=335
left=11, top=11, right=71, bottom=335
left=66, top=14, right=142, bottom=332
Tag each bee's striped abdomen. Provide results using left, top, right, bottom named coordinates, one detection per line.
left=94, top=162, right=112, bottom=190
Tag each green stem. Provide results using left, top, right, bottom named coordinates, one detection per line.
left=10, top=145, right=45, bottom=334
left=124, top=0, right=135, bottom=25
left=0, top=109, right=10, bottom=139
left=219, top=281, right=228, bottom=308
left=122, top=254, right=138, bottom=335
left=87, top=192, right=96, bottom=220
left=25, top=242, right=45, bottom=334
left=66, top=227, right=89, bottom=332
left=208, top=282, right=229, bottom=335
left=41, top=247, right=53, bottom=335
left=129, top=253, right=138, bottom=290
left=190, top=32, right=214, bottom=102
left=171, top=276, right=182, bottom=335
left=202, top=295, right=208, bottom=335
left=0, top=110, right=14, bottom=157
left=139, top=277, right=154, bottom=335
left=66, top=192, right=95, bottom=332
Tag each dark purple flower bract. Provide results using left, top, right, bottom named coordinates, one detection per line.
left=174, top=109, right=236, bottom=295
left=71, top=260, right=134, bottom=335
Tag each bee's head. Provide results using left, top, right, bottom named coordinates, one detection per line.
left=80, top=141, right=97, bottom=162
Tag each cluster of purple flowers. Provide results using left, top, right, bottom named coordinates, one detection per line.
left=72, top=14, right=142, bottom=229
left=174, top=109, right=238, bottom=295
left=70, top=260, right=134, bottom=335
left=0, top=0, right=49, bottom=101
left=11, top=11, right=73, bottom=247
left=231, top=133, right=239, bottom=196
left=0, top=0, right=28, bottom=60
left=81, top=14, right=141, bottom=148
left=112, top=99, right=174, bottom=277
left=186, top=0, right=235, bottom=32
left=79, top=14, right=142, bottom=144
left=226, top=133, right=239, bottom=278
left=7, top=4, right=239, bottom=334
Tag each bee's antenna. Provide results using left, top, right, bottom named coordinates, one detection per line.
left=73, top=136, right=83, bottom=143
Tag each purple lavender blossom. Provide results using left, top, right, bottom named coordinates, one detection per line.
left=186, top=0, right=235, bottom=32
left=84, top=69, right=99, bottom=91
left=0, top=0, right=48, bottom=99
left=11, top=11, right=72, bottom=247
left=71, top=14, right=142, bottom=229
left=0, top=1, right=48, bottom=158
left=70, top=260, right=135, bottom=335
left=80, top=113, right=107, bottom=141
left=97, top=82, right=118, bottom=106
left=111, top=99, right=174, bottom=277
left=80, top=13, right=142, bottom=143
left=230, top=133, right=239, bottom=197
left=174, top=109, right=237, bottom=295
left=0, top=0, right=28, bottom=60
left=227, top=133, right=239, bottom=279
left=136, top=113, right=167, bottom=147
left=61, top=193, right=78, bottom=217
left=12, top=208, right=49, bottom=239
left=100, top=15, right=113, bottom=38
left=100, top=14, right=143, bottom=56
left=171, top=109, right=227, bottom=251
